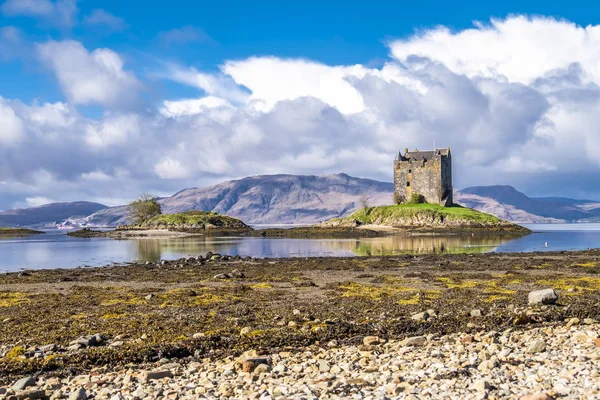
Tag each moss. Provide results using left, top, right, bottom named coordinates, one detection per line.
left=532, top=263, right=553, bottom=269
left=537, top=277, right=600, bottom=292
left=250, top=282, right=273, bottom=289
left=397, top=294, right=420, bottom=305
left=4, top=346, right=25, bottom=360
left=100, top=313, right=127, bottom=320
left=339, top=281, right=417, bottom=301
left=0, top=292, right=29, bottom=307
left=484, top=295, right=510, bottom=303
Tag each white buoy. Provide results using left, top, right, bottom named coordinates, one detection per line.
left=545, top=242, right=548, bottom=247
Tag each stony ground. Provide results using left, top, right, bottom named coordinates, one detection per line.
left=1, top=250, right=600, bottom=398
left=2, top=321, right=599, bottom=399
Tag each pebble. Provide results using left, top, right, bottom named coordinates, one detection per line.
left=362, top=336, right=381, bottom=346
left=404, top=336, right=427, bottom=346
left=527, top=339, right=547, bottom=353
left=2, top=324, right=600, bottom=399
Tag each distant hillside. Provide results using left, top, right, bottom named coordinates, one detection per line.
left=84, top=174, right=395, bottom=226
left=7, top=176, right=600, bottom=228
left=458, top=185, right=600, bottom=222
left=0, top=202, right=108, bottom=228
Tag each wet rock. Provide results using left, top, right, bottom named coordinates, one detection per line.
left=242, top=358, right=270, bottom=373
left=139, top=370, right=173, bottom=382
left=230, top=269, right=244, bottom=278
left=528, top=289, right=558, bottom=305
left=11, top=376, right=35, bottom=391
left=39, top=343, right=57, bottom=352
left=363, top=336, right=381, bottom=346
left=404, top=336, right=427, bottom=346
left=411, top=311, right=429, bottom=321
left=68, top=388, right=88, bottom=400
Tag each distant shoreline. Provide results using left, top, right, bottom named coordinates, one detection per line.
left=0, top=228, right=43, bottom=236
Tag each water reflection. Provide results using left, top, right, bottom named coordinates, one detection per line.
left=132, top=234, right=519, bottom=261
left=2, top=226, right=600, bottom=272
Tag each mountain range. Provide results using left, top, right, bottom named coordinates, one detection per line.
left=1, top=174, right=600, bottom=228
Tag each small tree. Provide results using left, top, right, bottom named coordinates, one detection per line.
left=360, top=194, right=370, bottom=210
left=129, top=193, right=162, bottom=225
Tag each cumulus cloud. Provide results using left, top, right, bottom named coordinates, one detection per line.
left=1, top=0, right=77, bottom=28
left=83, top=9, right=127, bottom=31
left=0, top=99, right=24, bottom=145
left=36, top=40, right=141, bottom=107
left=388, top=16, right=600, bottom=85
left=6, top=16, right=600, bottom=209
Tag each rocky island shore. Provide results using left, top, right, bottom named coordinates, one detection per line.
left=0, top=228, right=43, bottom=236
left=1, top=250, right=600, bottom=398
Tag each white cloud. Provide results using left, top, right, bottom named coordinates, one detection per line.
left=84, top=114, right=140, bottom=148
left=0, top=99, right=24, bottom=145
left=1, top=0, right=77, bottom=28
left=161, top=96, right=234, bottom=118
left=36, top=40, right=141, bottom=107
left=80, top=170, right=112, bottom=181
left=388, top=16, right=600, bottom=85
left=24, top=196, right=55, bottom=207
left=154, top=157, right=190, bottom=179
left=7, top=16, right=600, bottom=208
left=84, top=9, right=126, bottom=31
left=166, top=65, right=249, bottom=104
left=222, top=57, right=368, bottom=114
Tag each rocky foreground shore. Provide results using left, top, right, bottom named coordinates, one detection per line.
left=2, top=320, right=599, bottom=399
left=2, top=251, right=600, bottom=398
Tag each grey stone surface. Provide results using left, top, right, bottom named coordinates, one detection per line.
left=528, top=289, right=559, bottom=305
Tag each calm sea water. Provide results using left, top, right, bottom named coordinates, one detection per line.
left=0, top=224, right=599, bottom=272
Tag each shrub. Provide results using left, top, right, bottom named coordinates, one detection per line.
left=408, top=193, right=425, bottom=204
left=393, top=192, right=404, bottom=204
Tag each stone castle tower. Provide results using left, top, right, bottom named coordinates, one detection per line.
left=394, top=148, right=453, bottom=206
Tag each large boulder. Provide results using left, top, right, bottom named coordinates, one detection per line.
left=528, top=289, right=558, bottom=306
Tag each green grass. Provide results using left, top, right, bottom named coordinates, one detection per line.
left=331, top=203, right=528, bottom=232
left=144, top=210, right=248, bottom=228
left=352, top=204, right=501, bottom=224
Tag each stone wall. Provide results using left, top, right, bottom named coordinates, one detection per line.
left=394, top=151, right=453, bottom=206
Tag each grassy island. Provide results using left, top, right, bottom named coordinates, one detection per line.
left=143, top=210, right=249, bottom=229
left=323, top=203, right=530, bottom=233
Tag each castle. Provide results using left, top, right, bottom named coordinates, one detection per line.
left=393, top=148, right=453, bottom=206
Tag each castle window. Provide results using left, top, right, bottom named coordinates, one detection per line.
left=406, top=182, right=410, bottom=187
left=408, top=169, right=412, bottom=173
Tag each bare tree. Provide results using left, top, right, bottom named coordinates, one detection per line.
left=128, top=193, right=162, bottom=225
left=360, top=194, right=370, bottom=210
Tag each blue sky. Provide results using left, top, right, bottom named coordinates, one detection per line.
left=2, top=0, right=600, bottom=210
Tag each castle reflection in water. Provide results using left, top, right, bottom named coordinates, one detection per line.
left=133, top=234, right=517, bottom=261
